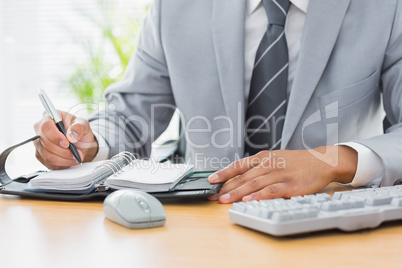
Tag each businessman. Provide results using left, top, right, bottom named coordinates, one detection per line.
left=34, top=0, right=402, bottom=203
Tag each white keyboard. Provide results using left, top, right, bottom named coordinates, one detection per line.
left=229, top=185, right=402, bottom=236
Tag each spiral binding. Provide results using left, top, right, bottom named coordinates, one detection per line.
left=112, top=151, right=137, bottom=168
left=94, top=161, right=119, bottom=177
left=93, top=151, right=137, bottom=177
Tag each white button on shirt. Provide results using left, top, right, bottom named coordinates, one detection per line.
left=95, top=0, right=384, bottom=187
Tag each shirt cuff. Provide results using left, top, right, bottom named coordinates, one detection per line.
left=337, top=142, right=384, bottom=187
left=92, top=130, right=110, bottom=161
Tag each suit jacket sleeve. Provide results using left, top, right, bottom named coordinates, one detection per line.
left=355, top=1, right=402, bottom=186
left=88, top=0, right=175, bottom=159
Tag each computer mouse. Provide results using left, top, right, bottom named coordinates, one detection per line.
left=103, top=189, right=166, bottom=229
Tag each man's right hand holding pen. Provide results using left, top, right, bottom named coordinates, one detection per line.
left=33, top=110, right=99, bottom=170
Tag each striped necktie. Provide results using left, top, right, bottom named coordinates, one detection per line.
left=245, top=0, right=291, bottom=155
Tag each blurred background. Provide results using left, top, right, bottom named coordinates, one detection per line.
left=0, top=0, right=156, bottom=176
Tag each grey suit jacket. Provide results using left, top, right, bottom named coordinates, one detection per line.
left=89, top=0, right=402, bottom=186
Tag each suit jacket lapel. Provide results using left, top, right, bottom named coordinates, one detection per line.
left=281, top=0, right=351, bottom=148
left=212, top=0, right=246, bottom=152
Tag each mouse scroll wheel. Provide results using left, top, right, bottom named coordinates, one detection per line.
left=136, top=197, right=151, bottom=213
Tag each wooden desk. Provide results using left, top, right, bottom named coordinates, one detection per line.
left=1, top=183, right=401, bottom=268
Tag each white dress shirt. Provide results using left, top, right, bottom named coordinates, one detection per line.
left=95, top=0, right=384, bottom=187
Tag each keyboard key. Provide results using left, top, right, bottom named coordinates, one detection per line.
left=245, top=205, right=260, bottom=217
left=290, top=196, right=306, bottom=203
left=258, top=207, right=270, bottom=219
left=289, top=210, right=304, bottom=220
left=315, top=193, right=332, bottom=202
left=332, top=191, right=344, bottom=200
left=349, top=199, right=364, bottom=208
left=321, top=200, right=342, bottom=211
left=340, top=200, right=354, bottom=210
left=271, top=211, right=292, bottom=222
left=364, top=196, right=393, bottom=206
left=232, top=202, right=247, bottom=213
left=391, top=198, right=402, bottom=207
left=305, top=208, right=318, bottom=218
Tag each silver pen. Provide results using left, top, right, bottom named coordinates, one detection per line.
left=38, top=89, right=82, bottom=164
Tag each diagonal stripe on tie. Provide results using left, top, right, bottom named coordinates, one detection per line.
left=247, top=63, right=289, bottom=107
left=245, top=0, right=291, bottom=156
left=254, top=30, right=285, bottom=68
left=247, top=99, right=287, bottom=139
left=272, top=0, right=287, bottom=16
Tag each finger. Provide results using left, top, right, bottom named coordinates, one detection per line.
left=218, top=171, right=285, bottom=204
left=35, top=137, right=79, bottom=166
left=60, top=110, right=77, bottom=129
left=207, top=193, right=219, bottom=201
left=35, top=131, right=77, bottom=161
left=67, top=118, right=93, bottom=149
left=38, top=114, right=70, bottom=149
left=34, top=139, right=77, bottom=169
left=209, top=152, right=266, bottom=183
left=242, top=182, right=288, bottom=202
left=217, top=158, right=275, bottom=196
left=218, top=174, right=275, bottom=203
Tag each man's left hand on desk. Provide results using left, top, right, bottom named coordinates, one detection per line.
left=208, top=146, right=358, bottom=204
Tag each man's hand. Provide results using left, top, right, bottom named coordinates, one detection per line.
left=208, top=146, right=358, bottom=203
left=33, top=110, right=98, bottom=170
